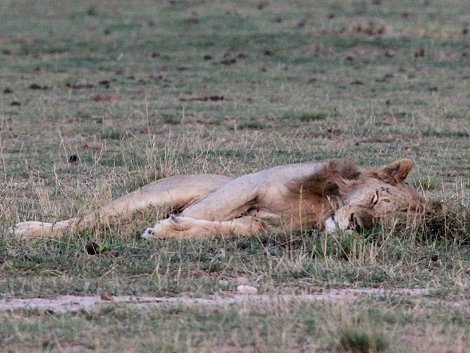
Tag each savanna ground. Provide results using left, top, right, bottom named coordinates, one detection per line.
left=0, top=0, right=469, bottom=352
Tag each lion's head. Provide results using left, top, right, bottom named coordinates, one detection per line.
left=325, top=158, right=441, bottom=233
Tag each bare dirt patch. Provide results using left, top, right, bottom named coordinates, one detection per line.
left=0, top=288, right=429, bottom=313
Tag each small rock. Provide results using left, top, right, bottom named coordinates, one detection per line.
left=350, top=80, right=363, bottom=85
left=415, top=48, right=425, bottom=58
left=98, top=80, right=110, bottom=88
left=29, top=83, right=48, bottom=90
left=68, top=154, right=79, bottom=163
left=237, top=285, right=257, bottom=294
left=87, top=6, right=97, bottom=16
left=85, top=242, right=100, bottom=255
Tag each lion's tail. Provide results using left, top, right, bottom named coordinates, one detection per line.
left=12, top=174, right=232, bottom=240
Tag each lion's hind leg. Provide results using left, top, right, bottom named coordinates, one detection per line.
left=12, top=174, right=232, bottom=240
left=142, top=215, right=267, bottom=240
left=12, top=221, right=54, bottom=240
left=12, top=219, right=74, bottom=240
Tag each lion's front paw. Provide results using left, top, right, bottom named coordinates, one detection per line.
left=141, top=215, right=194, bottom=240
left=11, top=221, right=54, bottom=240
left=141, top=218, right=175, bottom=240
left=141, top=227, right=156, bottom=240
left=141, top=219, right=174, bottom=240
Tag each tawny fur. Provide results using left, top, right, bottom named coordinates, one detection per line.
left=288, top=161, right=361, bottom=199
left=12, top=158, right=439, bottom=240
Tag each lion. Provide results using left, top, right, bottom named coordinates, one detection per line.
left=12, top=158, right=439, bottom=240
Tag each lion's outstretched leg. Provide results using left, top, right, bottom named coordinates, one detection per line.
left=13, top=174, right=232, bottom=240
left=181, top=174, right=262, bottom=221
left=142, top=215, right=268, bottom=240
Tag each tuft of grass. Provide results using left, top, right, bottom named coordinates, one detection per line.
left=422, top=129, right=470, bottom=138
left=283, top=111, right=328, bottom=122
left=411, top=177, right=439, bottom=191
left=338, top=327, right=389, bottom=353
left=236, top=120, right=265, bottom=130
left=160, top=113, right=181, bottom=125
left=327, top=308, right=391, bottom=353
left=100, top=130, right=129, bottom=140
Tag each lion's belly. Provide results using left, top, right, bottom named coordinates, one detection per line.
left=255, top=182, right=332, bottom=231
left=183, top=161, right=327, bottom=223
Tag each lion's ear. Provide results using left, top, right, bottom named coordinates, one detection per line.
left=377, top=158, right=414, bottom=184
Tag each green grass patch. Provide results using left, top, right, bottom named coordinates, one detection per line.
left=283, top=111, right=329, bottom=122
left=337, top=327, right=389, bottom=353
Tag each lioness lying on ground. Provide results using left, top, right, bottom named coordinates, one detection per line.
left=12, top=158, right=439, bottom=240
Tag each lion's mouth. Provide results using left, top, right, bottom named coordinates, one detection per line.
left=324, top=207, right=375, bottom=234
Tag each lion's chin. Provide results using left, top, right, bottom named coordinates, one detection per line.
left=324, top=217, right=338, bottom=234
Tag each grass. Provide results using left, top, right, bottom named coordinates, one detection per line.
left=1, top=228, right=466, bottom=298
left=0, top=0, right=469, bottom=351
left=337, top=326, right=389, bottom=353
left=1, top=299, right=469, bottom=353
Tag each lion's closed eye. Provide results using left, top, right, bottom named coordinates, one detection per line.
left=371, top=191, right=379, bottom=205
